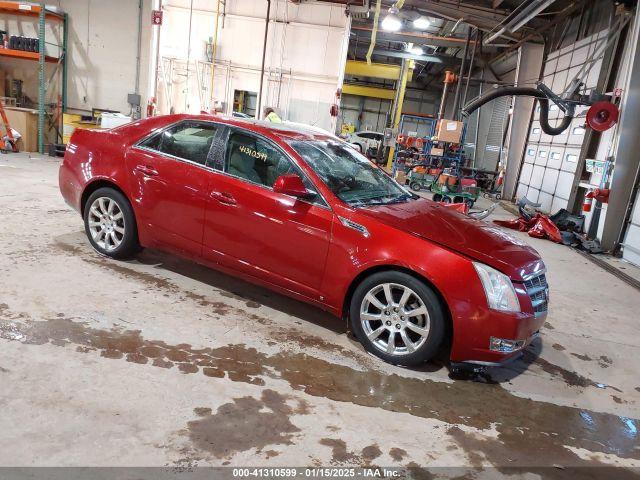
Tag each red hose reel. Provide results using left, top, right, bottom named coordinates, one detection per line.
left=586, top=101, right=619, bottom=132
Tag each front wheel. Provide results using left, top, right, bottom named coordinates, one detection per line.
left=409, top=181, right=422, bottom=192
left=349, top=271, right=446, bottom=366
left=84, top=187, right=140, bottom=259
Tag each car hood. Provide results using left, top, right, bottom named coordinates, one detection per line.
left=358, top=198, right=544, bottom=282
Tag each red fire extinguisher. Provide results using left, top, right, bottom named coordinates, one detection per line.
left=146, top=97, right=157, bottom=118
left=583, top=190, right=594, bottom=212
left=496, top=168, right=505, bottom=187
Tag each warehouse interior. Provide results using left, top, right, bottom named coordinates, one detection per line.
left=1, top=0, right=640, bottom=476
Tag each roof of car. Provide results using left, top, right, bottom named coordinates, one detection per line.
left=154, top=113, right=337, bottom=143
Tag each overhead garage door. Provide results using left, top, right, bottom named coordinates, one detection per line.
left=623, top=190, right=640, bottom=266
left=516, top=31, right=608, bottom=213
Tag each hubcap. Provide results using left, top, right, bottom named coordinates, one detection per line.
left=360, top=283, right=430, bottom=356
left=88, top=197, right=125, bottom=252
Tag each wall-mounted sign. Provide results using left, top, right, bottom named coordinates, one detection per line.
left=152, top=10, right=163, bottom=26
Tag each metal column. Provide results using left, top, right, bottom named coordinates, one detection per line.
left=38, top=3, right=46, bottom=154
left=602, top=11, right=640, bottom=252
left=386, top=59, right=412, bottom=169
left=502, top=43, right=544, bottom=201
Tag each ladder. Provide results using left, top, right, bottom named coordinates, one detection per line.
left=0, top=99, right=18, bottom=153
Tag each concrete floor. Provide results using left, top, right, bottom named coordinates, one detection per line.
left=1, top=152, right=639, bottom=475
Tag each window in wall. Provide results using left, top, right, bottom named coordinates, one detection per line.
left=141, top=121, right=217, bottom=165
left=532, top=127, right=541, bottom=134
left=550, top=151, right=561, bottom=160
left=566, top=154, right=578, bottom=163
left=539, top=150, right=548, bottom=158
left=573, top=126, right=586, bottom=135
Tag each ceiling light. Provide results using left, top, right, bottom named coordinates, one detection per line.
left=413, top=16, right=431, bottom=30
left=381, top=13, right=402, bottom=32
left=405, top=43, right=424, bottom=55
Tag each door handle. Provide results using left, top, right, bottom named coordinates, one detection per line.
left=210, top=191, right=237, bottom=205
left=135, top=164, right=159, bottom=176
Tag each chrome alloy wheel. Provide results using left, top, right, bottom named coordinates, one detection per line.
left=360, top=283, right=430, bottom=356
left=88, top=197, right=125, bottom=252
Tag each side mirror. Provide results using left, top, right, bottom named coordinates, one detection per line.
left=273, top=174, right=315, bottom=199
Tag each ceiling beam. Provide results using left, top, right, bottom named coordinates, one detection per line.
left=345, top=60, right=415, bottom=81
left=352, top=26, right=476, bottom=48
left=351, top=45, right=460, bottom=65
left=371, top=48, right=460, bottom=64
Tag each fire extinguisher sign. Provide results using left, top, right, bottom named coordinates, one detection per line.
left=152, top=10, right=163, bottom=26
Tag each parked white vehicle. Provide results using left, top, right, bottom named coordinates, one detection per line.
left=346, top=131, right=384, bottom=154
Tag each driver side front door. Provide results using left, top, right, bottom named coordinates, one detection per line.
left=202, top=128, right=333, bottom=300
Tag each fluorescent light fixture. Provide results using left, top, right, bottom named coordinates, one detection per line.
left=381, top=13, right=402, bottom=31
left=413, top=16, right=431, bottom=30
left=405, top=42, right=424, bottom=55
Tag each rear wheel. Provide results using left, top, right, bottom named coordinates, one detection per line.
left=349, top=271, right=445, bottom=366
left=432, top=193, right=443, bottom=202
left=453, top=196, right=464, bottom=204
left=409, top=182, right=422, bottom=192
left=84, top=187, right=139, bottom=259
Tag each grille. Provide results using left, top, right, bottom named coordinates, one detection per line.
left=524, top=273, right=549, bottom=316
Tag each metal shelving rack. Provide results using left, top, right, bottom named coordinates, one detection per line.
left=0, top=1, right=67, bottom=153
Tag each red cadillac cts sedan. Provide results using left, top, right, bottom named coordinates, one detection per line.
left=59, top=114, right=548, bottom=368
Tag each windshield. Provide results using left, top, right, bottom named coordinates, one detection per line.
left=290, top=140, right=413, bottom=207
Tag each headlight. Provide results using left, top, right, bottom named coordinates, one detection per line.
left=473, top=262, right=521, bottom=312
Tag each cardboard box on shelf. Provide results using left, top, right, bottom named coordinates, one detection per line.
left=436, top=119, right=463, bottom=144
left=4, top=107, right=38, bottom=152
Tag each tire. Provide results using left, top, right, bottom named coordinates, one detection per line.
left=442, top=196, right=452, bottom=204
left=83, top=187, right=140, bottom=259
left=495, top=193, right=502, bottom=201
left=349, top=271, right=446, bottom=366
left=453, top=196, right=464, bottom=204
left=409, top=182, right=421, bottom=192
left=432, top=193, right=443, bottom=202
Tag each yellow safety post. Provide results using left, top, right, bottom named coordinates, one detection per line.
left=386, top=59, right=413, bottom=169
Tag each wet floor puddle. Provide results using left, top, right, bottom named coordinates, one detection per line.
left=1, top=309, right=639, bottom=468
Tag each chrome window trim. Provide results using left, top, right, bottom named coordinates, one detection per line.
left=132, top=145, right=217, bottom=173
left=131, top=120, right=332, bottom=211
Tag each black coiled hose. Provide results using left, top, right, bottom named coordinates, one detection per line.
left=461, top=86, right=574, bottom=136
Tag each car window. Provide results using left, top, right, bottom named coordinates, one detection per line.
left=141, top=121, right=217, bottom=165
left=224, top=129, right=327, bottom=206
left=225, top=131, right=297, bottom=187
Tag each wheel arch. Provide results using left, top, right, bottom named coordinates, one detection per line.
left=80, top=179, right=130, bottom=217
left=341, top=264, right=453, bottom=345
